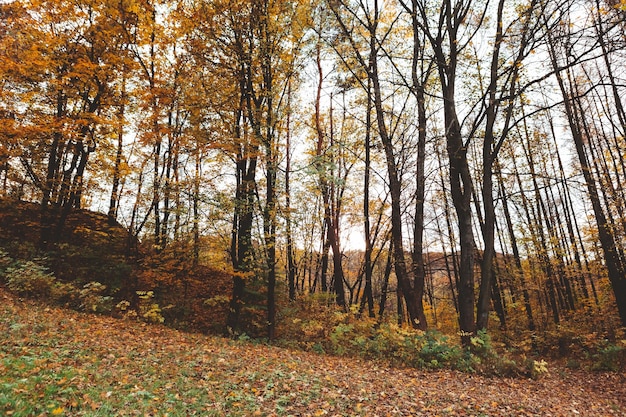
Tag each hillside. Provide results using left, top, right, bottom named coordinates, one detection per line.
left=1, top=287, right=625, bottom=416
left=0, top=199, right=136, bottom=286
left=0, top=199, right=233, bottom=334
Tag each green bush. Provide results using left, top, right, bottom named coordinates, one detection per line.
left=79, top=281, right=114, bottom=313
left=329, top=322, right=356, bottom=355
left=470, top=329, right=493, bottom=358
left=418, top=330, right=467, bottom=370
left=276, top=294, right=523, bottom=373
left=5, top=258, right=56, bottom=298
left=592, top=342, right=624, bottom=372
left=326, top=318, right=477, bottom=371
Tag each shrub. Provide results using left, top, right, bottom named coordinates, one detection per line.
left=137, top=291, right=165, bottom=324
left=470, top=329, right=494, bottom=358
left=276, top=294, right=524, bottom=373
left=326, top=318, right=478, bottom=371
left=592, top=342, right=624, bottom=372
left=520, top=357, right=550, bottom=379
left=530, top=359, right=549, bottom=379
left=329, top=322, right=357, bottom=355
left=49, top=281, right=80, bottom=307
left=79, top=281, right=114, bottom=313
left=115, top=299, right=138, bottom=320
left=418, top=330, right=467, bottom=370
left=0, top=249, right=15, bottom=274
left=5, top=258, right=56, bottom=298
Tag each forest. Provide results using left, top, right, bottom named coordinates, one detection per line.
left=1, top=0, right=626, bottom=369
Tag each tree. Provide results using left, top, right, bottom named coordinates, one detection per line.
left=545, top=1, right=626, bottom=325
left=0, top=0, right=129, bottom=246
left=327, top=0, right=428, bottom=328
left=415, top=0, right=483, bottom=343
left=474, top=0, right=549, bottom=331
left=189, top=0, right=304, bottom=338
left=312, top=33, right=347, bottom=308
left=397, top=0, right=434, bottom=330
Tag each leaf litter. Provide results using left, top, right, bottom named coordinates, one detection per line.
left=1, top=287, right=624, bottom=416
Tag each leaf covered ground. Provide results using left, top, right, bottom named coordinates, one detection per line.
left=1, top=288, right=625, bottom=417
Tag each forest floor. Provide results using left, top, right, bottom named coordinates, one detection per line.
left=1, top=287, right=625, bottom=417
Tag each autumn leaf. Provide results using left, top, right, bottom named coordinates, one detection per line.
left=1, top=286, right=625, bottom=416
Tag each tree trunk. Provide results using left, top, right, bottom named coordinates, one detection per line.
left=549, top=56, right=626, bottom=325
left=108, top=75, right=126, bottom=224
left=313, top=43, right=345, bottom=307
left=285, top=83, right=297, bottom=302
left=361, top=77, right=375, bottom=318
left=378, top=238, right=393, bottom=319
left=497, top=168, right=535, bottom=331
left=226, top=103, right=258, bottom=335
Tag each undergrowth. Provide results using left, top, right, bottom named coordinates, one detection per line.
left=275, top=294, right=625, bottom=376
left=2, top=248, right=624, bottom=376
left=0, top=249, right=163, bottom=324
left=276, top=297, right=522, bottom=376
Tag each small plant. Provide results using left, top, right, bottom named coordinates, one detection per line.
left=300, top=319, right=326, bottom=338
left=115, top=299, right=138, bottom=319
left=312, top=342, right=325, bottom=354
left=0, top=249, right=15, bottom=274
left=204, top=294, right=230, bottom=307
left=5, top=258, right=55, bottom=298
left=528, top=359, right=549, bottom=379
left=470, top=329, right=494, bottom=359
left=419, top=330, right=464, bottom=369
left=116, top=299, right=131, bottom=311
left=137, top=291, right=165, bottom=323
left=79, top=281, right=113, bottom=313
left=49, top=281, right=79, bottom=307
left=329, top=322, right=356, bottom=355
left=592, top=342, right=624, bottom=372
left=237, top=332, right=251, bottom=342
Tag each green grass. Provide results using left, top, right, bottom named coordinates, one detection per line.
left=0, top=293, right=334, bottom=416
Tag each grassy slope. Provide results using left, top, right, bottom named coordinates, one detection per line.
left=1, top=287, right=625, bottom=417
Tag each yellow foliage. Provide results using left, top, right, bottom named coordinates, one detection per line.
left=51, top=407, right=64, bottom=415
